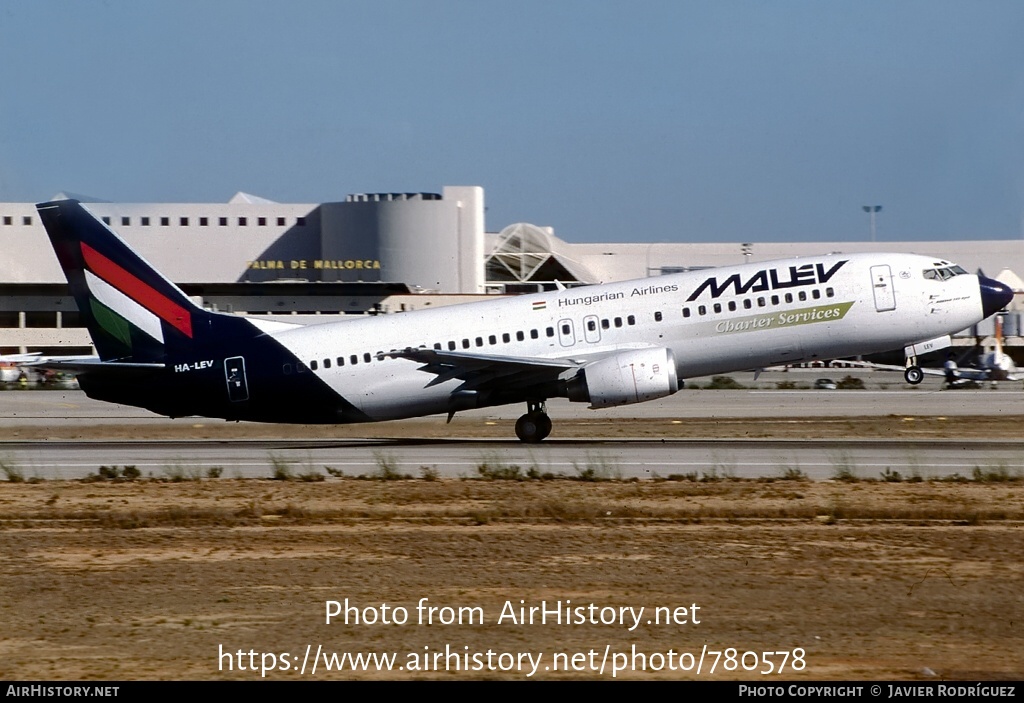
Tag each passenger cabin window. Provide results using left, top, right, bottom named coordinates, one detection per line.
left=697, top=306, right=706, bottom=316
left=627, top=315, right=636, bottom=325
left=363, top=353, right=371, bottom=363
left=530, top=329, right=539, bottom=339
left=682, top=308, right=691, bottom=318
left=350, top=355, right=358, bottom=365
left=323, top=358, right=331, bottom=369
left=614, top=317, right=623, bottom=328
left=462, top=339, right=470, bottom=349
left=546, top=327, right=554, bottom=337
left=502, top=333, right=510, bottom=343
left=336, top=357, right=345, bottom=366
left=448, top=341, right=456, bottom=350
left=475, top=337, right=483, bottom=347
left=517, top=331, right=525, bottom=341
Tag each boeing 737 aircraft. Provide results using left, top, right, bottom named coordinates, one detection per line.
left=34, top=200, right=1013, bottom=441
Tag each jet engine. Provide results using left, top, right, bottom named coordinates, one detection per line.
left=566, top=347, right=680, bottom=408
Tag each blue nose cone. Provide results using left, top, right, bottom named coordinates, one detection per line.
left=979, top=276, right=1013, bottom=319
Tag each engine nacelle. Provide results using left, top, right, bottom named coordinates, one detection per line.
left=566, top=347, right=680, bottom=408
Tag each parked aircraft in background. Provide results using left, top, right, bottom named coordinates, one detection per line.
left=841, top=312, right=1020, bottom=387
left=32, top=200, right=1013, bottom=441
left=0, top=361, right=22, bottom=384
left=942, top=314, right=1020, bottom=385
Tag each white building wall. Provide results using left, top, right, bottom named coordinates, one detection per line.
left=0, top=201, right=317, bottom=283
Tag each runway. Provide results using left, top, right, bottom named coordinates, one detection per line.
left=2, top=368, right=1023, bottom=426
left=1, top=436, right=1022, bottom=481
left=1, top=371, right=1021, bottom=480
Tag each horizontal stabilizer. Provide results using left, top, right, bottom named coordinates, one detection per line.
left=21, top=358, right=165, bottom=375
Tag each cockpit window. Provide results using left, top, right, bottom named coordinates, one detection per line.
left=923, top=265, right=968, bottom=281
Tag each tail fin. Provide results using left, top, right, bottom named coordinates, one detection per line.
left=37, top=200, right=207, bottom=363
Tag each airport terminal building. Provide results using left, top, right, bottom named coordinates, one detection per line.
left=1, top=186, right=1022, bottom=356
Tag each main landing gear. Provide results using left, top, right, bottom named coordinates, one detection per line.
left=904, top=356, right=924, bottom=385
left=515, top=400, right=552, bottom=443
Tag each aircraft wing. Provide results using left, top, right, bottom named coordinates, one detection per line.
left=385, top=347, right=583, bottom=393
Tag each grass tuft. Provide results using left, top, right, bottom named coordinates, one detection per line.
left=704, top=375, right=746, bottom=390
left=371, top=451, right=412, bottom=480
left=269, top=454, right=293, bottom=481
left=1, top=458, right=25, bottom=483
left=477, top=455, right=523, bottom=480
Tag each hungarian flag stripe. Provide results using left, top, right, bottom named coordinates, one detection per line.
left=81, top=242, right=193, bottom=338
left=85, top=270, right=165, bottom=344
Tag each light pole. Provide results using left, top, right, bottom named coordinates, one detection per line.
left=741, top=243, right=752, bottom=264
left=862, top=205, right=882, bottom=242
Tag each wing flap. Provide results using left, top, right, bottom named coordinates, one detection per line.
left=386, top=347, right=581, bottom=394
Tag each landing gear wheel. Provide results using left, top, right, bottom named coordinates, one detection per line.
left=904, top=366, right=924, bottom=385
left=515, top=412, right=552, bottom=443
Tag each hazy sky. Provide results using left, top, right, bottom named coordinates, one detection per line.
left=2, top=1, right=1022, bottom=243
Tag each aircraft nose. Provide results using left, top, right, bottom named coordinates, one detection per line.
left=979, top=276, right=1013, bottom=319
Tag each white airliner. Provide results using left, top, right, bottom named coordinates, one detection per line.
left=34, top=200, right=1013, bottom=441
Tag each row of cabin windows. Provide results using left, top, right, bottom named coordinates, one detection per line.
left=681, top=287, right=835, bottom=318
left=284, top=315, right=643, bottom=375
left=1, top=215, right=307, bottom=228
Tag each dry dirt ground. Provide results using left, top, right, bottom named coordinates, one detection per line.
left=1, top=464, right=1022, bottom=681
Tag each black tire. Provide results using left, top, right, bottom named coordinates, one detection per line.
left=515, top=412, right=551, bottom=442
left=535, top=413, right=552, bottom=441
left=904, top=366, right=924, bottom=385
